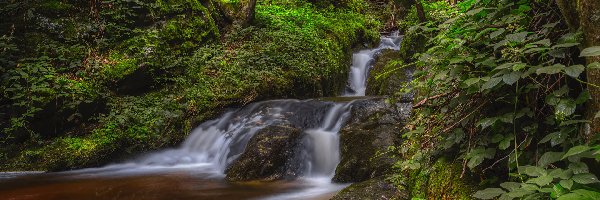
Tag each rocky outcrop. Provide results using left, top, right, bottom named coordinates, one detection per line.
left=225, top=125, right=306, bottom=182
left=331, top=177, right=408, bottom=200
left=333, top=98, right=411, bottom=183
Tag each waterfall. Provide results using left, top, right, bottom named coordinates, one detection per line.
left=345, top=32, right=402, bottom=96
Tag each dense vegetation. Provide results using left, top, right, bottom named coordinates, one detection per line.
left=383, top=0, right=600, bottom=199
left=0, top=0, right=381, bottom=170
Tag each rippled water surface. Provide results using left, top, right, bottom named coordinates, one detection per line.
left=0, top=166, right=344, bottom=200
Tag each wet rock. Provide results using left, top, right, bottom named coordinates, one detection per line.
left=331, top=177, right=408, bottom=200
left=225, top=125, right=306, bottom=182
left=333, top=98, right=411, bottom=183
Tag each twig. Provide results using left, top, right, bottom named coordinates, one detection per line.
left=413, top=91, right=455, bottom=109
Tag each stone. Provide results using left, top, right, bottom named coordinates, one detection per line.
left=225, top=125, right=306, bottom=182
left=333, top=98, right=411, bottom=183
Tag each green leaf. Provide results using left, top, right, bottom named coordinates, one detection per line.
left=539, top=132, right=559, bottom=144
left=589, top=62, right=600, bottom=69
left=575, top=90, right=591, bottom=104
left=565, top=65, right=585, bottom=77
left=519, top=165, right=546, bottom=177
left=557, top=193, right=587, bottom=200
left=572, top=189, right=600, bottom=199
left=555, top=99, right=576, bottom=117
left=506, top=32, right=528, bottom=43
left=568, top=162, right=589, bottom=174
left=503, top=71, right=522, bottom=85
left=464, top=77, right=481, bottom=86
left=467, top=8, right=484, bottom=16
left=551, top=168, right=573, bottom=180
left=468, top=156, right=484, bottom=169
left=499, top=137, right=513, bottom=150
left=506, top=188, right=534, bottom=198
left=536, top=64, right=565, bottom=75
left=580, top=46, right=600, bottom=57
left=572, top=173, right=600, bottom=184
left=490, top=28, right=506, bottom=39
left=538, top=151, right=563, bottom=167
left=473, top=188, right=506, bottom=199
left=478, top=117, right=497, bottom=129
left=526, top=175, right=553, bottom=186
left=562, top=145, right=592, bottom=159
left=520, top=183, right=539, bottom=191
left=500, top=182, right=521, bottom=191
left=512, top=63, right=527, bottom=71
left=531, top=39, right=551, bottom=47
left=482, top=77, right=502, bottom=90
left=492, top=134, right=504, bottom=143
left=559, top=179, right=573, bottom=190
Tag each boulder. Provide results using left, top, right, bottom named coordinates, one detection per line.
left=331, top=177, right=408, bottom=200
left=225, top=124, right=306, bottom=182
left=333, top=98, right=411, bottom=183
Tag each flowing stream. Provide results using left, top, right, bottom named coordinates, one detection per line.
left=0, top=33, right=402, bottom=200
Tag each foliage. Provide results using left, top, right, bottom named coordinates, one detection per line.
left=387, top=0, right=600, bottom=199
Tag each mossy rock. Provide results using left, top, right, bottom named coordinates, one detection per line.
left=408, top=157, right=478, bottom=200
left=398, top=29, right=427, bottom=63
left=366, top=49, right=413, bottom=96
left=225, top=125, right=306, bottom=182
left=332, top=176, right=408, bottom=200
left=333, top=98, right=411, bottom=183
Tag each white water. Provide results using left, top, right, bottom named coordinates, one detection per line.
left=345, top=32, right=402, bottom=96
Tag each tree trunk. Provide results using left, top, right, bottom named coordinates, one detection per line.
left=415, top=0, right=426, bottom=23
left=219, top=0, right=257, bottom=26
left=240, top=0, right=257, bottom=26
left=556, top=0, right=600, bottom=139
left=580, top=0, right=600, bottom=139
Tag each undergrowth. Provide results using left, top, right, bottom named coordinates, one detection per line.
left=387, top=0, right=600, bottom=199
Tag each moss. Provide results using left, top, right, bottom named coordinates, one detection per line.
left=37, top=0, right=74, bottom=14
left=407, top=157, right=477, bottom=200
left=102, top=53, right=140, bottom=80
